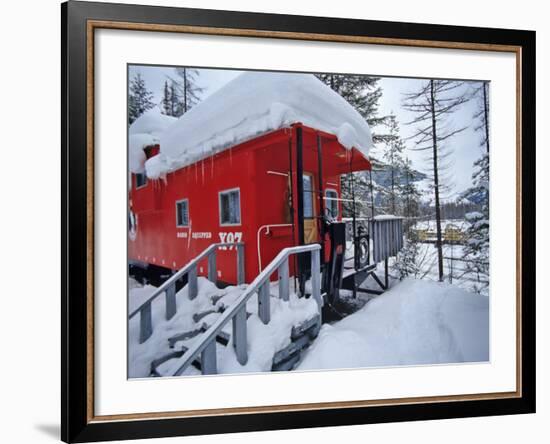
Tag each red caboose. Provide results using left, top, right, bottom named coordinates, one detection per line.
left=128, top=72, right=373, bottom=290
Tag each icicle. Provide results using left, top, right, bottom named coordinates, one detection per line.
left=211, top=155, right=214, bottom=179
left=201, top=159, right=205, bottom=185
left=195, top=162, right=198, bottom=183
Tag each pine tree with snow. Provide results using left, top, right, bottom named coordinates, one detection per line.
left=128, top=72, right=155, bottom=124
left=461, top=81, right=490, bottom=294
left=394, top=157, right=423, bottom=279
left=402, top=80, right=468, bottom=281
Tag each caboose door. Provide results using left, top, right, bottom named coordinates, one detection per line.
left=302, top=173, right=318, bottom=244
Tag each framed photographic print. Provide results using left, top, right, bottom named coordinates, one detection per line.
left=61, top=1, right=536, bottom=442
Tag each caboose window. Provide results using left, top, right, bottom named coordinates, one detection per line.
left=219, top=189, right=241, bottom=225
left=302, top=174, right=314, bottom=219
left=135, top=172, right=147, bottom=188
left=325, top=189, right=339, bottom=219
left=176, top=199, right=189, bottom=227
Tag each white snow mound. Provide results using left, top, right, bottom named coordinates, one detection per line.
left=129, top=108, right=177, bottom=173
left=297, top=278, right=489, bottom=370
left=146, top=72, right=373, bottom=178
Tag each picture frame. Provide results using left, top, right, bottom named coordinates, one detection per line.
left=61, top=1, right=536, bottom=442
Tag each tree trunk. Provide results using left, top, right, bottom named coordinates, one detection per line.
left=430, top=80, right=444, bottom=282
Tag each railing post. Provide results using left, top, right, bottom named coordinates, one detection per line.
left=165, top=284, right=177, bottom=320
left=188, top=264, right=198, bottom=300
left=139, top=302, right=153, bottom=344
left=201, top=341, right=217, bottom=375
left=208, top=250, right=217, bottom=283
left=278, top=258, right=289, bottom=301
left=232, top=306, right=248, bottom=365
left=311, top=248, right=322, bottom=310
left=258, top=281, right=270, bottom=324
left=236, top=243, right=245, bottom=285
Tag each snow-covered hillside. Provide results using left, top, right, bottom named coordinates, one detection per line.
left=298, top=279, right=489, bottom=371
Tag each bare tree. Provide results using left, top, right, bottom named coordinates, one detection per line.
left=402, top=80, right=468, bottom=281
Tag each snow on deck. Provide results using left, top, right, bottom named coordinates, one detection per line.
left=145, top=72, right=373, bottom=178
left=128, top=277, right=319, bottom=378
left=297, top=279, right=489, bottom=370
left=129, top=108, right=177, bottom=173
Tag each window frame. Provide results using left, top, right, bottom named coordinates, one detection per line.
left=175, top=198, right=190, bottom=228
left=218, top=187, right=242, bottom=227
left=325, top=188, right=339, bottom=219
left=302, top=173, right=315, bottom=220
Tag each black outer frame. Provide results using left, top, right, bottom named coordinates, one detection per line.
left=61, top=1, right=536, bottom=442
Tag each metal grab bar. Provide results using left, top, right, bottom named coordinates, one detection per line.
left=164, top=243, right=322, bottom=376
left=129, top=242, right=245, bottom=343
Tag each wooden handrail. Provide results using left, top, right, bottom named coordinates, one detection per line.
left=129, top=242, right=244, bottom=343
left=164, top=243, right=322, bottom=377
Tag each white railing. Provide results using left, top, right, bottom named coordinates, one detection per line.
left=129, top=242, right=245, bottom=344
left=162, top=243, right=322, bottom=376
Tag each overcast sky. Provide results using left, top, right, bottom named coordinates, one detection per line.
left=129, top=65, right=487, bottom=199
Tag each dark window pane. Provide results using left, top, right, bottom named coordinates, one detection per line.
left=136, top=173, right=147, bottom=188
left=220, top=190, right=240, bottom=224
left=176, top=200, right=188, bottom=226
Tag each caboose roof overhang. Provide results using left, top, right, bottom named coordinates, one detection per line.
left=142, top=72, right=373, bottom=179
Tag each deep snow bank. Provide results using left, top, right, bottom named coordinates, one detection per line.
left=146, top=72, right=373, bottom=178
left=297, top=279, right=489, bottom=370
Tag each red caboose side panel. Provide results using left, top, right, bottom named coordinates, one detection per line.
left=129, top=125, right=367, bottom=285
left=129, top=129, right=290, bottom=284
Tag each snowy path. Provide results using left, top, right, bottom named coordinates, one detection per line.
left=297, top=279, right=489, bottom=371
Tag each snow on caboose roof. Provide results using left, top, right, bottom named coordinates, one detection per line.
left=129, top=108, right=177, bottom=173
left=144, top=72, right=373, bottom=179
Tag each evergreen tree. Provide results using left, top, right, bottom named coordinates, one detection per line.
left=382, top=114, right=406, bottom=215
left=128, top=72, right=155, bottom=124
left=316, top=74, right=390, bottom=142
left=167, top=68, right=204, bottom=116
left=169, top=82, right=180, bottom=117
left=402, top=80, right=468, bottom=281
left=316, top=74, right=395, bottom=219
left=401, top=158, right=422, bottom=230
left=394, top=159, right=423, bottom=279
left=461, top=81, right=490, bottom=293
left=161, top=80, right=171, bottom=116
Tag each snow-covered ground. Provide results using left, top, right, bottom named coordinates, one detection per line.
left=129, top=273, right=488, bottom=377
left=297, top=278, right=489, bottom=371
left=128, top=277, right=319, bottom=378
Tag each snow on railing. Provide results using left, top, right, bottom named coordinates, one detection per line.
left=129, top=242, right=245, bottom=344
left=164, top=243, right=322, bottom=377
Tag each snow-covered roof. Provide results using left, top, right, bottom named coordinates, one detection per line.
left=144, top=72, right=373, bottom=179
left=129, top=109, right=177, bottom=173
